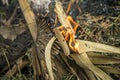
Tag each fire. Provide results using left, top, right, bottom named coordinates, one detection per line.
left=58, top=16, right=79, bottom=52
left=74, top=41, right=79, bottom=51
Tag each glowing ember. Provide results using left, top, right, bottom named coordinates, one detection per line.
left=58, top=16, right=79, bottom=52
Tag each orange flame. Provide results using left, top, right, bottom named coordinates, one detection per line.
left=58, top=16, right=79, bottom=52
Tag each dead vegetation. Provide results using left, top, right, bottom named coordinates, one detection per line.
left=0, top=0, right=120, bottom=80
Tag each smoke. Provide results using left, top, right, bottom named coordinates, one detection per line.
left=29, top=0, right=51, bottom=13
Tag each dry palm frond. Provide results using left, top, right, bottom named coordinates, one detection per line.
left=53, top=0, right=120, bottom=80
left=45, top=37, right=56, bottom=80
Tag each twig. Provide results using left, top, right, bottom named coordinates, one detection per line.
left=6, top=59, right=30, bottom=77
left=6, top=4, right=18, bottom=27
